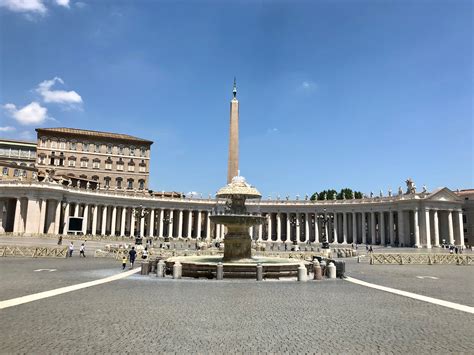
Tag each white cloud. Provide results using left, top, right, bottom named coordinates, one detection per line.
left=54, top=0, right=69, bottom=7
left=301, top=80, right=317, bottom=90
left=3, top=101, right=48, bottom=125
left=0, top=126, right=16, bottom=132
left=0, top=0, right=47, bottom=14
left=36, top=77, right=83, bottom=106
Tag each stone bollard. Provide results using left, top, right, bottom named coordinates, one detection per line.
left=358, top=256, right=361, bottom=263
left=297, top=264, right=307, bottom=282
left=173, top=261, right=182, bottom=279
left=327, top=262, right=336, bottom=279
left=320, top=260, right=327, bottom=277
left=313, top=260, right=322, bottom=280
left=256, top=263, right=263, bottom=281
left=141, top=261, right=150, bottom=275
left=156, top=260, right=165, bottom=278
left=216, top=262, right=224, bottom=280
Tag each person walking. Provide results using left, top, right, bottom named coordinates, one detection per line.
left=68, top=242, right=74, bottom=257
left=129, top=247, right=137, bottom=268
left=122, top=256, right=127, bottom=270
left=57, top=236, right=63, bottom=245
left=79, top=243, right=86, bottom=258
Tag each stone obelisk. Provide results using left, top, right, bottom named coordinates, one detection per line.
left=227, top=78, right=239, bottom=184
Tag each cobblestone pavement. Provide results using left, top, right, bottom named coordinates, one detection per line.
left=0, top=258, right=473, bottom=353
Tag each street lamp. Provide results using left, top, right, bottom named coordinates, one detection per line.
left=132, top=205, right=150, bottom=244
left=162, top=212, right=173, bottom=242
left=317, top=208, right=332, bottom=249
left=288, top=213, right=300, bottom=249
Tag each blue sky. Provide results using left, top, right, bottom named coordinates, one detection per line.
left=0, top=0, right=472, bottom=197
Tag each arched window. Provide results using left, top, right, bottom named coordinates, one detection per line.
left=79, top=174, right=88, bottom=179
left=116, top=158, right=124, bottom=171
left=14, top=169, right=19, bottom=177
left=104, top=176, right=111, bottom=188
left=138, top=179, right=145, bottom=190
left=2, top=167, right=9, bottom=176
left=91, top=175, right=99, bottom=181
left=92, top=158, right=101, bottom=169
left=116, top=177, right=123, bottom=189
left=80, top=157, right=89, bottom=168
left=105, top=157, right=113, bottom=170
left=127, top=178, right=134, bottom=189
left=128, top=159, right=135, bottom=172
left=68, top=156, right=76, bottom=167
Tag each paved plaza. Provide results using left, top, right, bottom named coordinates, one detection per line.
left=0, top=254, right=473, bottom=353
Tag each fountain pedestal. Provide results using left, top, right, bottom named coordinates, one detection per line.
left=223, top=227, right=252, bottom=261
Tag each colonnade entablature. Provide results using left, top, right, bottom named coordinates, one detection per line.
left=0, top=180, right=465, bottom=248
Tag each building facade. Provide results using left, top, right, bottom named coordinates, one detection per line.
left=456, top=189, right=474, bottom=247
left=0, top=138, right=36, bottom=167
left=35, top=128, right=153, bottom=192
left=0, top=179, right=466, bottom=248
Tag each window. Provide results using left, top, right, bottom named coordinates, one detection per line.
left=117, top=163, right=124, bottom=171
left=104, top=177, right=111, bottom=188
left=59, top=141, right=66, bottom=149
left=92, top=159, right=100, bottom=169
left=116, top=177, right=122, bottom=189
left=14, top=169, right=19, bottom=177
left=127, top=179, right=134, bottom=189
left=70, top=141, right=77, bottom=150
left=68, top=158, right=76, bottom=167
left=82, top=143, right=89, bottom=152
left=51, top=140, right=57, bottom=149
left=128, top=165, right=135, bottom=172
left=38, top=155, right=46, bottom=164
left=118, top=146, right=124, bottom=155
left=40, top=138, right=46, bottom=147
left=138, top=179, right=145, bottom=190
left=107, top=145, right=112, bottom=154
left=92, top=175, right=99, bottom=181
left=80, top=158, right=88, bottom=168
left=129, top=147, right=135, bottom=156
left=140, top=147, right=146, bottom=157
left=105, top=158, right=112, bottom=170
left=139, top=165, right=146, bottom=173
left=2, top=167, right=8, bottom=175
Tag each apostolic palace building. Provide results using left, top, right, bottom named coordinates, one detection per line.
left=0, top=84, right=472, bottom=248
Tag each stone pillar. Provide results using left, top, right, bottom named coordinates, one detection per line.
left=414, top=208, right=420, bottom=248
left=62, top=202, right=70, bottom=236
left=258, top=223, right=263, bottom=241
left=206, top=212, right=211, bottom=241
left=352, top=212, right=357, bottom=244
left=130, top=209, right=136, bottom=237
left=187, top=210, right=193, bottom=238
left=196, top=210, right=202, bottom=239
left=38, top=199, right=47, bottom=234
left=148, top=209, right=155, bottom=237
left=158, top=209, right=164, bottom=238
left=333, top=212, right=338, bottom=244
left=178, top=209, right=183, bottom=238
left=324, top=212, right=329, bottom=241
left=369, top=212, right=376, bottom=244
left=13, top=198, right=23, bottom=234
left=361, top=212, right=366, bottom=244
left=74, top=204, right=79, bottom=217
left=380, top=211, right=385, bottom=246
left=0, top=200, right=4, bottom=233
left=276, top=213, right=281, bottom=242
left=424, top=208, right=431, bottom=248
left=398, top=210, right=404, bottom=247
left=110, top=206, right=117, bottom=236
left=314, top=213, right=319, bottom=243
left=457, top=210, right=465, bottom=246
left=447, top=211, right=454, bottom=245
left=433, top=210, right=439, bottom=247
left=267, top=214, right=272, bottom=241
left=101, top=206, right=108, bottom=236
left=342, top=212, right=348, bottom=244
left=286, top=212, right=291, bottom=242
left=25, top=198, right=40, bottom=235
left=295, top=213, right=300, bottom=243
left=120, top=207, right=126, bottom=237
left=389, top=211, right=395, bottom=246
left=305, top=213, right=309, bottom=243
left=169, top=210, right=174, bottom=238
left=92, top=205, right=98, bottom=236
left=216, top=224, right=221, bottom=241
left=139, top=211, right=145, bottom=237
left=54, top=200, right=61, bottom=235
left=227, top=87, right=239, bottom=184
left=82, top=204, right=89, bottom=235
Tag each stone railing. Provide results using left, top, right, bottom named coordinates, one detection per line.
left=370, top=253, right=472, bottom=265
left=0, top=245, right=68, bottom=258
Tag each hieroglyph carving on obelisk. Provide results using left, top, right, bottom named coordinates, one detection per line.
left=227, top=78, right=239, bottom=184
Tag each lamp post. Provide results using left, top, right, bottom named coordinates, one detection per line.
left=288, top=213, right=300, bottom=251
left=317, top=208, right=332, bottom=249
left=162, top=212, right=173, bottom=242
left=132, top=205, right=149, bottom=245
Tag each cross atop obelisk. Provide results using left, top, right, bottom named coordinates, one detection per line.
left=227, top=78, right=239, bottom=184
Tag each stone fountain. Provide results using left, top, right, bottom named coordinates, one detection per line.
left=210, top=175, right=265, bottom=261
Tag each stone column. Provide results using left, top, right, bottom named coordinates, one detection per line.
left=25, top=198, right=40, bottom=235
left=398, top=210, right=404, bottom=247
left=196, top=211, right=202, bottom=239
left=158, top=209, right=164, bottom=238
left=178, top=209, right=183, bottom=238
left=92, top=205, right=98, bottom=236
left=352, top=212, right=357, bottom=244
left=305, top=213, right=309, bottom=243
left=13, top=198, right=23, bottom=234
left=187, top=210, right=193, bottom=238
left=38, top=199, right=47, bottom=234
left=295, top=213, right=300, bottom=243
left=342, top=212, right=348, bottom=244
left=447, top=211, right=454, bottom=245
left=216, top=224, right=221, bottom=241
left=82, top=204, right=89, bottom=235
left=361, top=212, right=366, bottom=244
left=333, top=212, right=338, bottom=244
left=457, top=210, right=465, bottom=247
left=276, top=213, right=281, bottom=242
left=0, top=200, right=4, bottom=233
left=380, top=211, right=385, bottom=246
left=369, top=212, right=376, bottom=244
left=389, top=211, right=395, bottom=246
left=130, top=209, right=136, bottom=237
left=62, top=202, right=70, bottom=236
left=148, top=209, right=155, bottom=237
left=314, top=213, right=319, bottom=243
left=414, top=208, right=420, bottom=248
left=101, top=206, right=108, bottom=236
left=206, top=212, right=211, bottom=241
left=286, top=212, right=291, bottom=242
left=54, top=200, right=61, bottom=235
left=424, top=208, right=431, bottom=248
left=433, top=210, right=440, bottom=247
left=258, top=223, right=263, bottom=241
left=324, top=212, right=329, bottom=241
left=169, top=210, right=174, bottom=238
left=249, top=226, right=254, bottom=239
left=140, top=211, right=145, bottom=237
left=267, top=213, right=272, bottom=241
left=120, top=207, right=127, bottom=237
left=74, top=204, right=79, bottom=217
left=111, top=206, right=117, bottom=236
